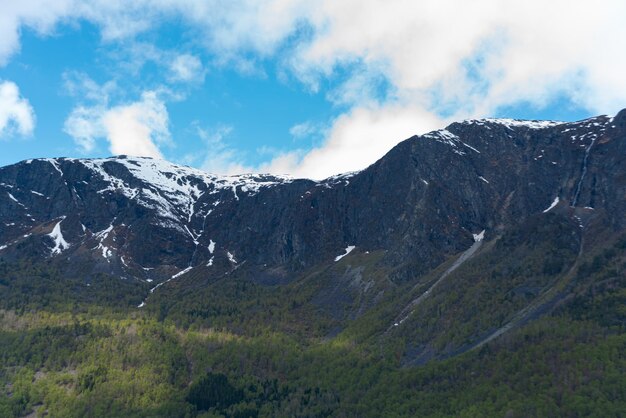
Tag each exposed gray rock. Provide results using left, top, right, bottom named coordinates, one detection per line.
left=0, top=111, right=624, bottom=291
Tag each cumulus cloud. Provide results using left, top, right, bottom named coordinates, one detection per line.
left=0, top=0, right=75, bottom=65
left=102, top=92, right=169, bottom=158
left=4, top=1, right=626, bottom=114
left=0, top=0, right=307, bottom=65
left=284, top=0, right=626, bottom=116
left=5, top=0, right=626, bottom=176
left=261, top=104, right=442, bottom=179
left=64, top=91, right=170, bottom=158
left=0, top=80, right=35, bottom=138
left=267, top=0, right=626, bottom=177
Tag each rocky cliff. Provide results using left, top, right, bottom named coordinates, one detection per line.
left=1, top=110, right=625, bottom=349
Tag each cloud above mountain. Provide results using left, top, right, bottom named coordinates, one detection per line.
left=2, top=0, right=625, bottom=178
left=0, top=80, right=35, bottom=138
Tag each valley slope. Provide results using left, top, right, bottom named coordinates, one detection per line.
left=0, top=111, right=624, bottom=417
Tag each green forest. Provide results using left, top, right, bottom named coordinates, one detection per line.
left=0, top=227, right=624, bottom=417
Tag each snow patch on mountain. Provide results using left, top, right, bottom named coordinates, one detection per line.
left=543, top=196, right=560, bottom=213
left=6, top=192, right=28, bottom=209
left=424, top=129, right=459, bottom=145
left=93, top=224, right=114, bottom=260
left=43, top=159, right=64, bottom=176
left=465, top=118, right=563, bottom=130
left=172, top=266, right=193, bottom=279
left=335, top=245, right=355, bottom=262
left=422, top=129, right=480, bottom=156
left=77, top=157, right=294, bottom=229
left=322, top=171, right=359, bottom=187
left=48, top=218, right=70, bottom=255
left=148, top=266, right=193, bottom=297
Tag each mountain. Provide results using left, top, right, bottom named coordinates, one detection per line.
left=1, top=110, right=625, bottom=417
left=3, top=110, right=624, bottom=276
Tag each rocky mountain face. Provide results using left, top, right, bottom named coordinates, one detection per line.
left=1, top=109, right=625, bottom=352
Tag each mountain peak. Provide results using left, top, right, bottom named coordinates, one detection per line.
left=1, top=110, right=624, bottom=291
left=460, top=117, right=564, bottom=130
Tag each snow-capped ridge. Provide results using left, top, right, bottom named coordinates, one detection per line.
left=322, top=171, right=360, bottom=187
left=461, top=118, right=563, bottom=130
left=422, top=129, right=480, bottom=156
left=30, top=156, right=297, bottom=230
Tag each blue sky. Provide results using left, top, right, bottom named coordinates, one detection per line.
left=1, top=1, right=625, bottom=179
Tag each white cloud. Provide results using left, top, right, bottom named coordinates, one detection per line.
left=0, top=0, right=307, bottom=65
left=261, top=103, right=442, bottom=179
left=62, top=71, right=118, bottom=103
left=0, top=80, right=35, bottom=138
left=258, top=0, right=626, bottom=178
left=64, top=105, right=103, bottom=152
left=0, top=13, right=23, bottom=67
left=289, top=121, right=318, bottom=139
left=0, top=1, right=75, bottom=65
left=290, top=0, right=626, bottom=117
left=103, top=92, right=168, bottom=158
left=64, top=91, right=170, bottom=158
left=4, top=1, right=626, bottom=177
left=3, top=1, right=626, bottom=115
left=168, top=54, right=205, bottom=83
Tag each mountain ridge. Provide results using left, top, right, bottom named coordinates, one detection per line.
left=1, top=110, right=624, bottom=416
left=1, top=111, right=624, bottom=288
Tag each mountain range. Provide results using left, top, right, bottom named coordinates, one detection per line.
left=1, top=110, right=624, bottom=417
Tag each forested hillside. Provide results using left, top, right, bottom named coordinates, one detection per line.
left=1, top=112, right=625, bottom=417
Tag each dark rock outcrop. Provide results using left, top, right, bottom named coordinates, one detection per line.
left=0, top=111, right=624, bottom=289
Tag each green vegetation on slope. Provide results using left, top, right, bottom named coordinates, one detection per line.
left=0, top=221, right=624, bottom=417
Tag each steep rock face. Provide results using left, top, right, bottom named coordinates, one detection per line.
left=0, top=111, right=624, bottom=289
left=0, top=157, right=302, bottom=281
